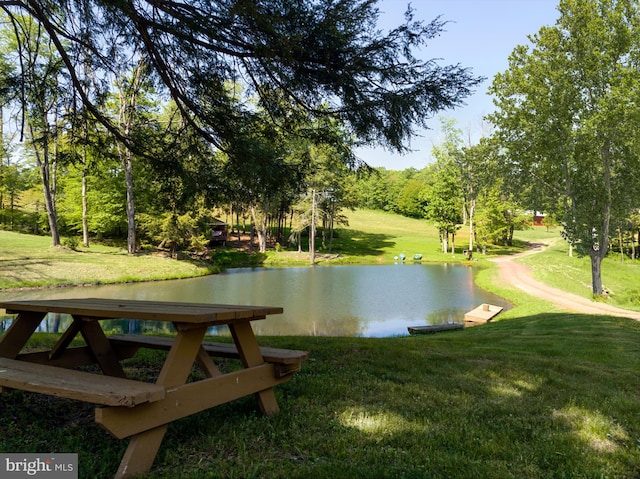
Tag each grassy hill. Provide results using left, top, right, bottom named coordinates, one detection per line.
left=0, top=209, right=514, bottom=290
left=0, top=230, right=216, bottom=290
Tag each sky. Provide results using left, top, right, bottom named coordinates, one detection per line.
left=355, top=0, right=561, bottom=170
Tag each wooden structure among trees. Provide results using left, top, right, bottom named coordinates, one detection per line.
left=208, top=219, right=227, bottom=245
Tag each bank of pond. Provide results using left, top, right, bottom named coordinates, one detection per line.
left=0, top=264, right=510, bottom=337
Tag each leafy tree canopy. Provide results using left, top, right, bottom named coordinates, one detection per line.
left=488, top=0, right=640, bottom=294
left=0, top=0, right=482, bottom=153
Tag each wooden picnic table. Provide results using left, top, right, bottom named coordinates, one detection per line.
left=0, top=298, right=307, bottom=479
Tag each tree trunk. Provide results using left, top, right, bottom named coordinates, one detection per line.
left=0, top=108, right=3, bottom=211
left=309, top=189, right=316, bottom=265
left=116, top=59, right=146, bottom=255
left=250, top=205, right=268, bottom=252
left=82, top=170, right=89, bottom=247
left=237, top=212, right=242, bottom=245
left=117, top=139, right=136, bottom=254
left=30, top=125, right=60, bottom=246
left=79, top=119, right=89, bottom=247
left=590, top=248, right=605, bottom=295
left=328, top=200, right=335, bottom=253
left=123, top=149, right=136, bottom=254
left=619, top=229, right=624, bottom=264
left=321, top=215, right=327, bottom=250
left=40, top=160, right=60, bottom=246
left=589, top=143, right=612, bottom=295
left=468, top=199, right=475, bottom=254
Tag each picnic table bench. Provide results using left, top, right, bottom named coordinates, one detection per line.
left=108, top=334, right=307, bottom=378
left=0, top=356, right=165, bottom=406
left=0, top=298, right=307, bottom=479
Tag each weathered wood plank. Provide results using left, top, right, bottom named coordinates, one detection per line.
left=0, top=298, right=283, bottom=324
left=17, top=347, right=98, bottom=368
left=78, top=319, right=127, bottom=378
left=108, top=334, right=309, bottom=365
left=96, top=363, right=287, bottom=439
left=0, top=311, right=47, bottom=358
left=0, top=358, right=164, bottom=407
left=229, top=321, right=279, bottom=415
left=464, top=304, right=504, bottom=324
left=407, top=323, right=464, bottom=335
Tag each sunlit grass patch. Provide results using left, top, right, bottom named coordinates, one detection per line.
left=553, top=405, right=629, bottom=454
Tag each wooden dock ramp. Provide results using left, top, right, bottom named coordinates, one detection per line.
left=464, top=304, right=503, bottom=326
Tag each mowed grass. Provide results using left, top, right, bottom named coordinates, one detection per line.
left=339, top=209, right=442, bottom=261
left=2, top=313, right=639, bottom=479
left=332, top=209, right=481, bottom=263
left=0, top=231, right=215, bottom=290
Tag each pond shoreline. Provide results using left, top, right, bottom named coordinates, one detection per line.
left=0, top=263, right=510, bottom=337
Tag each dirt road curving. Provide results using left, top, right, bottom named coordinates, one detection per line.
left=491, top=240, right=640, bottom=321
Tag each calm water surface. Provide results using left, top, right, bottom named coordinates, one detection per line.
left=0, top=264, right=510, bottom=337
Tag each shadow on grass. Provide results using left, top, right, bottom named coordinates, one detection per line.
left=1, top=313, right=638, bottom=478
left=483, top=238, right=536, bottom=256
left=331, top=230, right=396, bottom=257
left=209, top=249, right=268, bottom=267
left=161, top=313, right=640, bottom=478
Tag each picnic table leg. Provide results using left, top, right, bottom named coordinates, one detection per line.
left=78, top=319, right=127, bottom=378
left=196, top=346, right=222, bottom=377
left=49, top=317, right=84, bottom=360
left=0, top=312, right=46, bottom=358
left=113, top=326, right=207, bottom=479
left=114, top=427, right=166, bottom=479
left=228, top=321, right=280, bottom=415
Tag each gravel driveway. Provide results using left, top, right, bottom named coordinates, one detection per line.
left=491, top=241, right=640, bottom=321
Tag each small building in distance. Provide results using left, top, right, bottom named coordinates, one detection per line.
left=532, top=211, right=546, bottom=227
left=208, top=219, right=227, bottom=246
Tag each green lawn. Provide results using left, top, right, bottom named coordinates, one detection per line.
left=2, top=313, right=638, bottom=479
left=336, top=209, right=444, bottom=262
left=0, top=230, right=216, bottom=290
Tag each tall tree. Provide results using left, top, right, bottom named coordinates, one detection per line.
left=114, top=59, right=147, bottom=254
left=423, top=160, right=463, bottom=254
left=427, top=118, right=464, bottom=254
left=0, top=1, right=482, bottom=155
left=4, top=13, right=66, bottom=245
left=489, top=0, right=640, bottom=295
left=461, top=137, right=501, bottom=256
left=220, top=113, right=304, bottom=253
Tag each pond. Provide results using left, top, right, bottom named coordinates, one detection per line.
left=0, top=264, right=510, bottom=337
